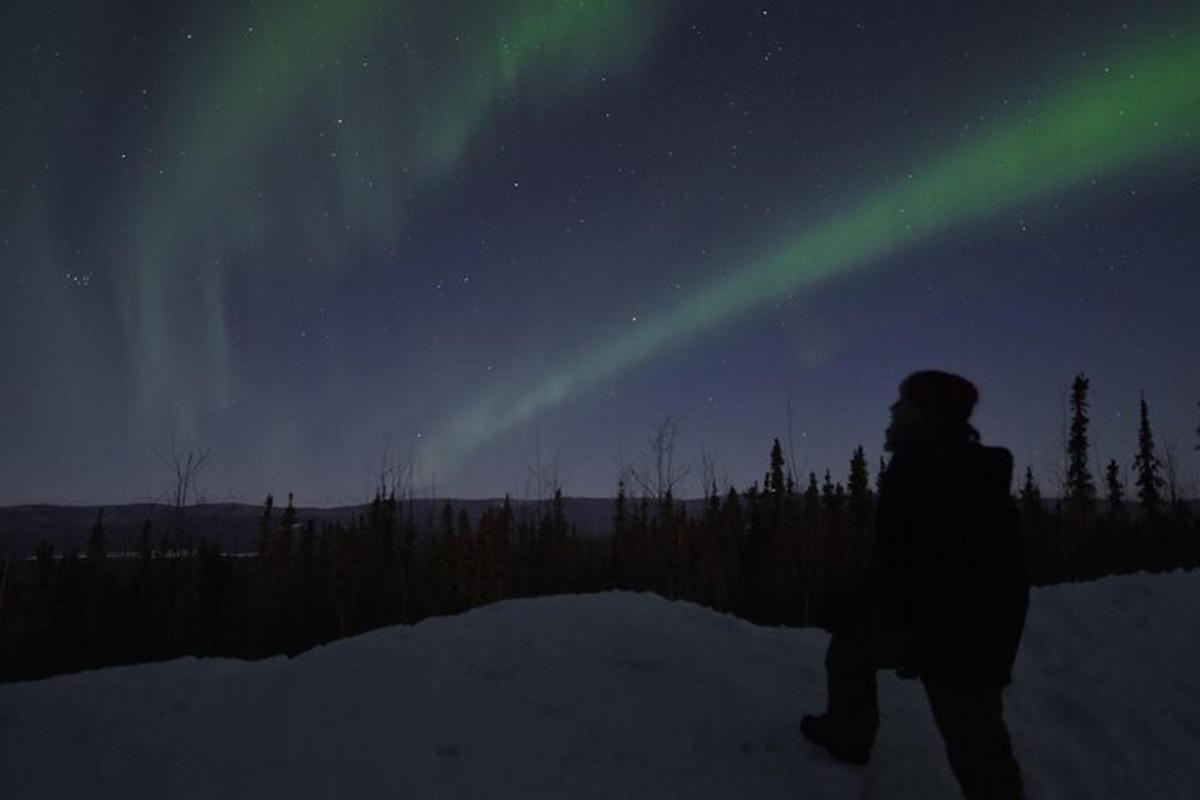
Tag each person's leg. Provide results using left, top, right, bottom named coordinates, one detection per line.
left=923, top=679, right=1023, bottom=800
left=824, top=621, right=880, bottom=744
left=803, top=617, right=879, bottom=761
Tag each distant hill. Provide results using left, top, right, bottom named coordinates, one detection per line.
left=0, top=497, right=661, bottom=559
left=3, top=497, right=1192, bottom=560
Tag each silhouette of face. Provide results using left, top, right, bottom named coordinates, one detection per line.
left=884, top=397, right=924, bottom=453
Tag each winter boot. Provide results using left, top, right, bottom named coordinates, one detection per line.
left=800, top=714, right=872, bottom=765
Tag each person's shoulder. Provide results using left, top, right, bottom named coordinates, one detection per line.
left=973, top=443, right=1013, bottom=470
left=966, top=443, right=1014, bottom=489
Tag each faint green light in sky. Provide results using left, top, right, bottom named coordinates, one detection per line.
left=120, top=0, right=672, bottom=427
left=434, top=25, right=1200, bottom=464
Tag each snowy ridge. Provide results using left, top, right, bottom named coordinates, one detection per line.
left=3, top=572, right=1199, bottom=798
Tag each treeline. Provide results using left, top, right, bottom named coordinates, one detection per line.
left=1, top=376, right=1196, bottom=683
left=1021, top=376, right=1198, bottom=582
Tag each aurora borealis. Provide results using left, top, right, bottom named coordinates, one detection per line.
left=2, top=1, right=1198, bottom=503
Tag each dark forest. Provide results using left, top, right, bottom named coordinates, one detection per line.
left=2, top=376, right=1196, bottom=683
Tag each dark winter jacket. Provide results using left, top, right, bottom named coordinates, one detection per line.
left=836, top=438, right=1029, bottom=686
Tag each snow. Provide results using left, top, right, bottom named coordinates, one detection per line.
left=3, top=571, right=1199, bottom=799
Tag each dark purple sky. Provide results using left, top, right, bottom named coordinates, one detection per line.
left=1, top=0, right=1197, bottom=504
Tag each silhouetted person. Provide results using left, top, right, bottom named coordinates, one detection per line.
left=802, top=370, right=1029, bottom=799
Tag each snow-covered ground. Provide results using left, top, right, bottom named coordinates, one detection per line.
left=3, top=571, right=1198, bottom=799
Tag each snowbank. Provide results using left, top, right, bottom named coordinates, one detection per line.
left=3, top=571, right=1198, bottom=798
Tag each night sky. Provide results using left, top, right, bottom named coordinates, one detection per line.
left=2, top=0, right=1197, bottom=505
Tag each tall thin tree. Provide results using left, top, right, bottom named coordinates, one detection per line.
left=1132, top=392, right=1164, bottom=518
left=1019, top=467, right=1042, bottom=514
left=767, top=439, right=787, bottom=496
left=846, top=446, right=871, bottom=531
left=1104, top=459, right=1125, bottom=519
left=1066, top=374, right=1096, bottom=509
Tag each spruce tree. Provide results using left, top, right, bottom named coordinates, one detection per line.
left=296, top=519, right=317, bottom=641
left=847, top=446, right=871, bottom=530
left=1018, top=467, right=1047, bottom=582
left=86, top=508, right=107, bottom=563
left=1104, top=459, right=1125, bottom=518
left=1066, top=374, right=1095, bottom=508
left=767, top=439, right=786, bottom=495
left=720, top=487, right=745, bottom=612
left=428, top=501, right=456, bottom=614
left=139, top=519, right=154, bottom=561
left=820, top=470, right=836, bottom=510
left=1019, top=467, right=1042, bottom=516
left=84, top=508, right=109, bottom=655
left=34, top=540, right=55, bottom=590
left=1132, top=392, right=1164, bottom=518
left=802, top=471, right=821, bottom=556
left=804, top=472, right=820, bottom=517
left=456, top=507, right=472, bottom=607
left=253, top=494, right=275, bottom=649
left=256, top=494, right=274, bottom=556
left=277, top=492, right=297, bottom=564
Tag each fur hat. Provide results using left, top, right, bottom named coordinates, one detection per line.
left=899, top=370, right=978, bottom=425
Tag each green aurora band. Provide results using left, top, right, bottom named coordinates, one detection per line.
left=432, top=26, right=1200, bottom=466
left=119, top=0, right=674, bottom=424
